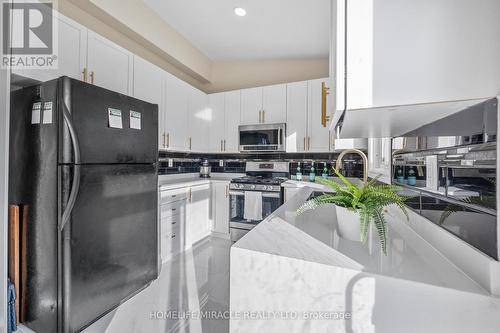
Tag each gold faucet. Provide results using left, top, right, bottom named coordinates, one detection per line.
left=335, top=149, right=368, bottom=186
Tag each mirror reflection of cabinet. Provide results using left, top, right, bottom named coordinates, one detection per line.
left=368, top=138, right=392, bottom=184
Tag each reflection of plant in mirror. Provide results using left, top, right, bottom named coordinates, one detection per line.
left=297, top=169, right=409, bottom=255
left=438, top=196, right=496, bottom=225
left=439, top=177, right=496, bottom=225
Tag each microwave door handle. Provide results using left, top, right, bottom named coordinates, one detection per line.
left=60, top=77, right=81, bottom=231
left=278, top=127, right=281, bottom=146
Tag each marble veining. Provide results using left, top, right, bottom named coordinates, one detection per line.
left=230, top=181, right=500, bottom=332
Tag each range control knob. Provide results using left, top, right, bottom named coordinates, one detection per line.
left=250, top=185, right=256, bottom=190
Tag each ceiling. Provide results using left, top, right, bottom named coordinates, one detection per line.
left=143, top=0, right=330, bottom=61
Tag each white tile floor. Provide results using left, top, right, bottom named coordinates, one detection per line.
left=19, top=237, right=232, bottom=333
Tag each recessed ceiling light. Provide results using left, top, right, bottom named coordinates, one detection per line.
left=234, top=7, right=247, bottom=17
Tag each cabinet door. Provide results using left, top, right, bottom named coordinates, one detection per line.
left=87, top=31, right=133, bottom=95
left=212, top=182, right=230, bottom=235
left=186, top=184, right=211, bottom=246
left=132, top=56, right=164, bottom=148
left=12, top=14, right=87, bottom=82
left=262, top=84, right=287, bottom=124
left=164, top=73, right=189, bottom=151
left=208, top=93, right=225, bottom=152
left=307, top=78, right=331, bottom=152
left=189, top=87, right=209, bottom=152
left=240, top=87, right=263, bottom=124
left=224, top=90, right=241, bottom=153
left=285, top=81, right=308, bottom=152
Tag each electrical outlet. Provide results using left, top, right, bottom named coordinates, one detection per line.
left=219, top=160, right=224, bottom=167
left=168, top=158, right=173, bottom=167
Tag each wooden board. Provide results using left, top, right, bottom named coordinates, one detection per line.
left=21, top=205, right=28, bottom=322
left=8, top=205, right=20, bottom=324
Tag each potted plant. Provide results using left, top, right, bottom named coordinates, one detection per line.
left=297, top=170, right=409, bottom=254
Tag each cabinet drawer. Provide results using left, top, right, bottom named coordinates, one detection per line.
left=161, top=226, right=182, bottom=261
left=160, top=200, right=185, bottom=219
left=160, top=187, right=187, bottom=204
left=161, top=215, right=180, bottom=236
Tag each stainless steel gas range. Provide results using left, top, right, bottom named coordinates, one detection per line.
left=229, top=161, right=289, bottom=242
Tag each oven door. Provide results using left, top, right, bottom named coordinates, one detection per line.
left=239, top=123, right=285, bottom=152
left=229, top=190, right=282, bottom=230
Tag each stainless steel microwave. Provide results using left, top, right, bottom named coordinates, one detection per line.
left=239, top=123, right=286, bottom=152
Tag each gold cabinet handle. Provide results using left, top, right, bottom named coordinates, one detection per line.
left=308, top=137, right=311, bottom=151
left=225, top=185, right=229, bottom=198
left=304, top=137, right=306, bottom=151
left=166, top=133, right=170, bottom=148
left=262, top=110, right=265, bottom=123
left=82, top=67, right=87, bottom=82
left=220, top=140, right=223, bottom=152
left=223, top=139, right=226, bottom=151
left=188, top=188, right=192, bottom=203
left=90, top=71, right=95, bottom=84
left=162, top=133, right=166, bottom=148
left=189, top=137, right=192, bottom=150
left=258, top=111, right=262, bottom=123
left=321, top=82, right=330, bottom=127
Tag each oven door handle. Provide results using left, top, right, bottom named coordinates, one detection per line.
left=229, top=190, right=281, bottom=198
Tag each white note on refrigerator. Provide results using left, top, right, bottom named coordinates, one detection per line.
left=31, top=102, right=42, bottom=124
left=108, top=108, right=123, bottom=129
left=42, top=101, right=53, bottom=124
left=129, top=111, right=141, bottom=130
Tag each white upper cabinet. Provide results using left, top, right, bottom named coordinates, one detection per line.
left=240, top=87, right=263, bottom=125
left=164, top=72, right=189, bottom=151
left=208, top=90, right=241, bottom=153
left=189, top=87, right=209, bottom=152
left=208, top=93, right=226, bottom=152
left=334, top=0, right=500, bottom=112
left=262, top=84, right=287, bottom=124
left=224, top=90, right=241, bottom=153
left=307, top=78, right=331, bottom=152
left=87, top=31, right=133, bottom=95
left=13, top=14, right=87, bottom=83
left=285, top=81, right=308, bottom=152
left=240, top=84, right=287, bottom=125
left=285, top=78, right=333, bottom=153
left=132, top=56, right=164, bottom=148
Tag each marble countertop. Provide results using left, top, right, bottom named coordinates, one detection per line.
left=158, top=172, right=244, bottom=190
left=234, top=182, right=488, bottom=295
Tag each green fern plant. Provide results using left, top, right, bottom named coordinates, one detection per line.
left=297, top=169, right=409, bottom=255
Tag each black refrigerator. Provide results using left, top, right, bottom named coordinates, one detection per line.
left=9, top=76, right=159, bottom=333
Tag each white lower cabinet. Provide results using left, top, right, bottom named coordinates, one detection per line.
left=211, top=182, right=230, bottom=236
left=159, top=187, right=188, bottom=263
left=185, top=184, right=212, bottom=246
left=284, top=187, right=300, bottom=203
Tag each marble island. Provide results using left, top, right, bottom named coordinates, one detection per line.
left=230, top=180, right=500, bottom=333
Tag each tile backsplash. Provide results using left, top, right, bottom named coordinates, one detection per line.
left=158, top=151, right=364, bottom=177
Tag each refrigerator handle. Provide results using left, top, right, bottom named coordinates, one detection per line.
left=60, top=78, right=82, bottom=231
